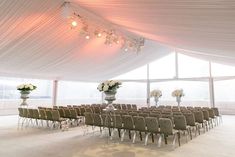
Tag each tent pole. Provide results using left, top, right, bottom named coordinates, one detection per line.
left=147, top=64, right=150, bottom=108
left=209, top=62, right=215, bottom=107
left=52, top=80, right=58, bottom=106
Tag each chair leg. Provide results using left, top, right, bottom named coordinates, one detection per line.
left=189, top=128, right=192, bottom=140
left=121, top=130, right=126, bottom=141
left=118, top=129, right=121, bottom=138
left=144, top=133, right=150, bottom=146
left=158, top=134, right=162, bottom=147
left=128, top=130, right=131, bottom=139
left=132, top=132, right=137, bottom=143
left=139, top=132, right=143, bottom=141
left=177, top=132, right=181, bottom=146
left=151, top=133, right=154, bottom=143
left=110, top=129, right=115, bottom=140
left=164, top=135, right=168, bottom=145
left=172, top=134, right=176, bottom=147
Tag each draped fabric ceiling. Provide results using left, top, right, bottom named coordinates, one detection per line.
left=0, top=0, right=235, bottom=81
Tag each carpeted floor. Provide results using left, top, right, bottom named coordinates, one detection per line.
left=0, top=115, right=234, bottom=157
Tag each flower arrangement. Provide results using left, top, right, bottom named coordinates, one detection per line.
left=97, top=80, right=122, bottom=92
left=172, top=89, right=185, bottom=97
left=150, top=89, right=162, bottom=98
left=17, top=83, right=37, bottom=91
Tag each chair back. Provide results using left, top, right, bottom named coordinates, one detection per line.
left=183, top=113, right=196, bottom=126
left=194, top=111, right=204, bottom=123
left=33, top=109, right=40, bottom=119
left=27, top=109, right=34, bottom=118
left=85, top=108, right=93, bottom=113
left=131, top=104, right=137, bottom=110
left=64, top=108, right=71, bottom=118
left=52, top=110, right=60, bottom=121
left=45, top=110, right=53, bottom=121
left=18, top=108, right=24, bottom=117
left=139, top=113, right=149, bottom=118
left=80, top=107, right=86, bottom=116
left=159, top=118, right=174, bottom=135
left=121, top=104, right=127, bottom=110
left=84, top=112, right=94, bottom=125
left=112, top=115, right=123, bottom=129
left=122, top=115, right=134, bottom=130
left=212, top=107, right=219, bottom=116
left=127, top=104, right=132, bottom=110
left=101, top=113, right=112, bottom=127
left=70, top=109, right=78, bottom=119
left=58, top=108, right=65, bottom=117
left=202, top=110, right=209, bottom=121
left=129, top=112, right=138, bottom=117
left=75, top=107, right=81, bottom=116
left=133, top=116, right=146, bottom=132
left=145, top=117, right=159, bottom=133
left=39, top=109, right=47, bottom=119
left=93, top=114, right=102, bottom=127
left=208, top=109, right=215, bottom=118
left=174, top=115, right=187, bottom=130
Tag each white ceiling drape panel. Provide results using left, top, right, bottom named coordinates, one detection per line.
left=73, top=0, right=235, bottom=65
left=1, top=0, right=235, bottom=81
left=0, top=0, right=171, bottom=81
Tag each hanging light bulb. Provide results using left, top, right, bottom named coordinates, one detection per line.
left=124, top=48, right=128, bottom=52
left=85, top=34, right=90, bottom=40
left=71, top=21, right=78, bottom=27
left=94, top=30, right=102, bottom=38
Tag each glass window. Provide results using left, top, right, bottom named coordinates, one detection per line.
left=149, top=53, right=175, bottom=79
left=150, top=80, right=210, bottom=107
left=214, top=79, right=235, bottom=114
left=57, top=81, right=101, bottom=105
left=212, top=63, right=235, bottom=77
left=0, top=77, right=52, bottom=115
left=112, top=65, right=147, bottom=80
left=178, top=53, right=209, bottom=78
left=115, top=82, right=147, bottom=106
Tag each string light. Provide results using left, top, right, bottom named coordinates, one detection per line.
left=62, top=1, right=145, bottom=53
left=71, top=21, right=77, bottom=27
left=85, top=34, right=90, bottom=40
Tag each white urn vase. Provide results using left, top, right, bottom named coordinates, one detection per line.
left=154, top=97, right=159, bottom=106
left=20, top=91, right=30, bottom=107
left=176, top=96, right=181, bottom=107
left=104, top=90, right=117, bottom=111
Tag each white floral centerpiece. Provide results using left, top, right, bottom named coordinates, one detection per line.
left=17, top=84, right=37, bottom=92
left=150, top=89, right=162, bottom=106
left=17, top=83, right=37, bottom=107
left=172, top=89, right=185, bottom=106
left=97, top=80, right=122, bottom=110
left=97, top=80, right=122, bottom=92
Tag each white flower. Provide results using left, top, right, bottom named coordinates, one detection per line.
left=29, top=85, right=34, bottom=90
left=109, top=80, right=116, bottom=86
left=97, top=80, right=122, bottom=92
left=97, top=84, right=103, bottom=91
left=17, top=83, right=36, bottom=91
left=103, top=85, right=109, bottom=92
left=150, top=89, right=162, bottom=98
left=172, top=89, right=184, bottom=97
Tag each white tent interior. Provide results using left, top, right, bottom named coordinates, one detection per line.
left=0, top=0, right=235, bottom=114
left=1, top=1, right=235, bottom=157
